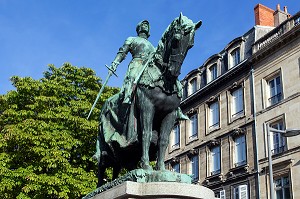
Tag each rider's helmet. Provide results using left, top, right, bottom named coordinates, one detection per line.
left=136, top=20, right=150, bottom=38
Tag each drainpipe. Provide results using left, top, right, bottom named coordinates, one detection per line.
left=250, top=68, right=261, bottom=199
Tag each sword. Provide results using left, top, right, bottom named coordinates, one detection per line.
left=86, top=64, right=118, bottom=119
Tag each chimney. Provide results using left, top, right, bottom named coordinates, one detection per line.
left=254, top=4, right=275, bottom=26
left=274, top=4, right=291, bottom=26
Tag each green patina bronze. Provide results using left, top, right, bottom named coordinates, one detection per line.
left=91, top=13, right=202, bottom=192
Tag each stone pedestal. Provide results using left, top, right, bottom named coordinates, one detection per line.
left=90, top=181, right=216, bottom=199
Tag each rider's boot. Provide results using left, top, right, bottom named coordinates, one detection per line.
left=122, top=81, right=133, bottom=105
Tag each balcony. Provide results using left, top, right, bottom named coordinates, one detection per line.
left=272, top=145, right=286, bottom=155
left=189, top=133, right=198, bottom=140
left=172, top=142, right=179, bottom=147
left=211, top=169, right=221, bottom=176
left=232, top=110, right=244, bottom=119
left=253, top=12, right=300, bottom=53
left=268, top=93, right=282, bottom=105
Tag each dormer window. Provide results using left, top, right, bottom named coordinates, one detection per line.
left=189, top=78, right=197, bottom=95
left=225, top=36, right=245, bottom=70
left=230, top=47, right=240, bottom=68
left=208, top=63, right=218, bottom=83
left=203, top=54, right=221, bottom=84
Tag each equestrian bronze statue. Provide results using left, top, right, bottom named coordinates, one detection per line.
left=93, top=13, right=202, bottom=187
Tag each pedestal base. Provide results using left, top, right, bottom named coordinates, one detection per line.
left=90, top=181, right=216, bottom=199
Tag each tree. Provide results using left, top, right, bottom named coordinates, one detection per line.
left=0, top=63, right=119, bottom=198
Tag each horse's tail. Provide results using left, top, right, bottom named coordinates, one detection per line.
left=92, top=136, right=101, bottom=163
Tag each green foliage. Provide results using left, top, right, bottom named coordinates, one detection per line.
left=0, top=63, right=119, bottom=198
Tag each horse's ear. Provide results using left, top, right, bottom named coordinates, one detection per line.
left=195, top=20, right=202, bottom=30
left=178, top=12, right=183, bottom=25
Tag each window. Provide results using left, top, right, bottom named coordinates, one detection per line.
left=190, top=155, right=199, bottom=182
left=209, top=101, right=220, bottom=130
left=189, top=78, right=197, bottom=95
left=220, top=190, right=226, bottom=199
left=189, top=114, right=198, bottom=140
left=172, top=163, right=180, bottom=173
left=215, top=190, right=226, bottom=199
left=233, top=185, right=248, bottom=199
left=231, top=87, right=244, bottom=118
left=270, top=121, right=286, bottom=155
left=208, top=64, right=218, bottom=82
left=230, top=48, right=240, bottom=67
left=295, top=16, right=300, bottom=26
left=234, top=135, right=246, bottom=167
left=274, top=176, right=291, bottom=199
left=211, top=145, right=221, bottom=175
left=268, top=75, right=282, bottom=106
left=171, top=124, right=180, bottom=148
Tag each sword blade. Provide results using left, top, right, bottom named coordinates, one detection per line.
left=86, top=71, right=113, bottom=119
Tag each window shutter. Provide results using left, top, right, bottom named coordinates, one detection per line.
left=220, top=190, right=226, bottom=199
left=239, top=185, right=248, bottom=199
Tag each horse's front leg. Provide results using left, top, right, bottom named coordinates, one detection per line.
left=139, top=99, right=155, bottom=170
left=156, top=110, right=177, bottom=170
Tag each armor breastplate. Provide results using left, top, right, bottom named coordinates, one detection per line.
left=130, top=37, right=155, bottom=59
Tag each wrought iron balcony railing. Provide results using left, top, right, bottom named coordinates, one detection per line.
left=253, top=12, right=300, bottom=53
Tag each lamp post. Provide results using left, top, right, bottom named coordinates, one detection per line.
left=264, top=123, right=300, bottom=199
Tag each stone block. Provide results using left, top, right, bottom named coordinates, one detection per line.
left=90, top=181, right=216, bottom=199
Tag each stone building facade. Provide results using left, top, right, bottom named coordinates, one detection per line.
left=164, top=4, right=300, bottom=199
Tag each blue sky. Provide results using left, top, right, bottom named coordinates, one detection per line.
left=0, top=1, right=299, bottom=94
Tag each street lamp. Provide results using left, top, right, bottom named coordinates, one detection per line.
left=264, top=123, right=300, bottom=199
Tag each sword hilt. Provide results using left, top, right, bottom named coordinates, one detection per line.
left=105, top=64, right=118, bottom=77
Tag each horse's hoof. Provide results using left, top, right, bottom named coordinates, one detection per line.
left=139, top=162, right=153, bottom=170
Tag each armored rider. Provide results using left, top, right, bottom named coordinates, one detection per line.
left=109, top=20, right=188, bottom=120
left=110, top=20, right=155, bottom=104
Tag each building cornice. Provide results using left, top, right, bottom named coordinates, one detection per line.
left=181, top=59, right=250, bottom=110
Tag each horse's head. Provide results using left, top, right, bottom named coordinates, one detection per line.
left=159, top=13, right=202, bottom=78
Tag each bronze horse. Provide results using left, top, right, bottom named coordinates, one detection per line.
left=95, top=13, right=201, bottom=187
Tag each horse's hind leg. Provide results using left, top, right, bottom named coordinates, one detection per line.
left=112, top=164, right=121, bottom=180
left=156, top=110, right=176, bottom=170
left=97, top=162, right=105, bottom=188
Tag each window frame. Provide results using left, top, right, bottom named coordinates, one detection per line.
left=208, top=63, right=218, bottom=83
left=231, top=87, right=245, bottom=119
left=189, top=154, right=199, bottom=183
left=215, top=190, right=226, bottom=199
left=234, top=134, right=247, bottom=167
left=269, top=120, right=287, bottom=155
left=208, top=100, right=220, bottom=131
left=262, top=70, right=284, bottom=108
left=189, top=78, right=198, bottom=95
left=230, top=47, right=241, bottom=68
left=171, top=123, right=180, bottom=149
left=233, top=184, right=248, bottom=199
left=189, top=113, right=198, bottom=140
left=274, top=175, right=291, bottom=199
left=210, top=145, right=221, bottom=175
left=267, top=75, right=282, bottom=106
